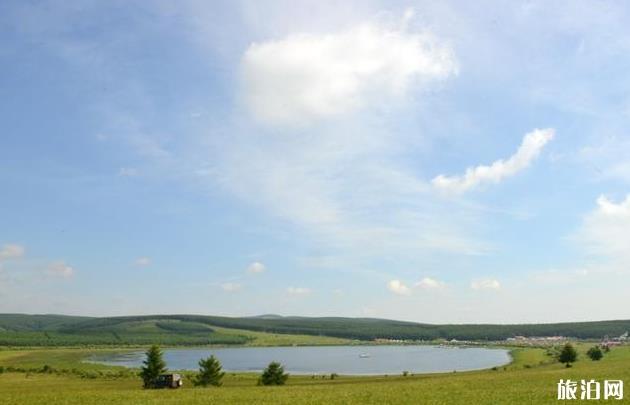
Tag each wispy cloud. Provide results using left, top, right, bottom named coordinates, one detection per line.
left=46, top=261, right=74, bottom=278
left=247, top=261, right=266, bottom=274
left=0, top=244, right=25, bottom=260
left=287, top=286, right=311, bottom=296
left=530, top=268, right=589, bottom=285
left=135, top=257, right=151, bottom=267
left=432, top=128, right=554, bottom=194
left=119, top=167, right=139, bottom=177
left=221, top=282, right=242, bottom=292
left=470, top=279, right=501, bottom=291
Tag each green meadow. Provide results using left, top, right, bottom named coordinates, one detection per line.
left=1, top=343, right=628, bottom=404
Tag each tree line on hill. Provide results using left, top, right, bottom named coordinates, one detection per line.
left=1, top=313, right=630, bottom=345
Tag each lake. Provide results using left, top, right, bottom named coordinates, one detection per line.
left=90, top=345, right=511, bottom=375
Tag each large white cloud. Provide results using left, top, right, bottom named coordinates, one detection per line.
left=241, top=18, right=457, bottom=126
left=216, top=13, right=489, bottom=267
left=576, top=194, right=630, bottom=262
left=432, top=128, right=555, bottom=193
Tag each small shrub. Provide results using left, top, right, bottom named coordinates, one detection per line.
left=258, top=362, right=288, bottom=386
left=41, top=365, right=54, bottom=373
left=587, top=346, right=603, bottom=361
left=402, top=371, right=409, bottom=376
left=330, top=373, right=338, bottom=380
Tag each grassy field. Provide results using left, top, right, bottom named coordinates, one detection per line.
left=1, top=343, right=628, bottom=404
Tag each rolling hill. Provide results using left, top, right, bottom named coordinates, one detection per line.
left=1, top=313, right=629, bottom=346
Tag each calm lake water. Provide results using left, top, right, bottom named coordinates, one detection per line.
left=90, top=345, right=510, bottom=375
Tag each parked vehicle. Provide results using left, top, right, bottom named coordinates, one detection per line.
left=155, top=374, right=183, bottom=389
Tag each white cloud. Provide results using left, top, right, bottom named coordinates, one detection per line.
left=247, top=261, right=266, bottom=274
left=594, top=194, right=630, bottom=217
left=415, top=277, right=445, bottom=289
left=432, top=128, right=555, bottom=193
left=470, top=279, right=501, bottom=290
left=575, top=195, right=630, bottom=262
left=221, top=282, right=242, bottom=292
left=0, top=244, right=25, bottom=260
left=214, top=12, right=489, bottom=267
left=287, top=286, right=311, bottom=295
left=387, top=279, right=411, bottom=296
left=241, top=14, right=457, bottom=126
left=46, top=261, right=74, bottom=278
left=135, top=257, right=151, bottom=267
left=388, top=277, right=444, bottom=296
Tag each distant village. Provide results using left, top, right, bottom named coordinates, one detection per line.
left=372, top=331, right=629, bottom=347
left=503, top=331, right=628, bottom=347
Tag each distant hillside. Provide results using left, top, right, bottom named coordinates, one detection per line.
left=0, top=314, right=92, bottom=332
left=247, top=314, right=285, bottom=320
left=0, top=313, right=629, bottom=346
left=0, top=315, right=249, bottom=346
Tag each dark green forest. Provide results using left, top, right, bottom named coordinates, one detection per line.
left=1, top=313, right=628, bottom=346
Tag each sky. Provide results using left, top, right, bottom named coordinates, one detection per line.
left=1, top=0, right=630, bottom=323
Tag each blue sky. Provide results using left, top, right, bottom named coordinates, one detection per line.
left=1, top=1, right=630, bottom=323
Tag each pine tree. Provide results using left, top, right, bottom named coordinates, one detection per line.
left=258, top=361, right=289, bottom=386
left=140, top=345, right=167, bottom=388
left=193, top=355, right=225, bottom=387
left=558, top=343, right=578, bottom=367
left=586, top=346, right=603, bottom=361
